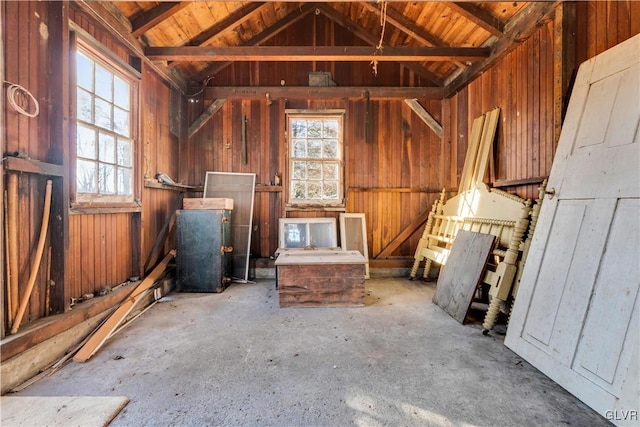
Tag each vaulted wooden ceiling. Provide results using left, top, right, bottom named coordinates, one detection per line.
left=107, top=1, right=559, bottom=96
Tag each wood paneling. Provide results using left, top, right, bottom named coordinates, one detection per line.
left=182, top=13, right=448, bottom=260
left=2, top=2, right=182, bottom=332
left=3, top=0, right=638, bottom=335
left=448, top=2, right=639, bottom=201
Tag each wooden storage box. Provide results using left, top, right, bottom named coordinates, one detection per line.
left=275, top=250, right=366, bottom=307
left=183, top=198, right=233, bottom=210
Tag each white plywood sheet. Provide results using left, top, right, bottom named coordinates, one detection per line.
left=1, top=396, right=129, bottom=427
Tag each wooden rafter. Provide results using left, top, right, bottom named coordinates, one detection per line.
left=203, top=86, right=445, bottom=100
left=445, top=1, right=560, bottom=97
left=447, top=2, right=504, bottom=37
left=182, top=2, right=266, bottom=47
left=316, top=3, right=444, bottom=86
left=130, top=2, right=191, bottom=37
left=360, top=2, right=466, bottom=69
left=192, top=3, right=318, bottom=81
left=360, top=2, right=449, bottom=49
left=146, top=46, right=490, bottom=62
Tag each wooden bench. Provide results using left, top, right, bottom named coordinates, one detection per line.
left=410, top=182, right=545, bottom=333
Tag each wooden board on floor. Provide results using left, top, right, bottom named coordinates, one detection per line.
left=433, top=230, right=495, bottom=323
left=1, top=396, right=129, bottom=427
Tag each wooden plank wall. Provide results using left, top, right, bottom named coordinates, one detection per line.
left=448, top=1, right=640, bottom=202
left=1, top=2, right=182, bottom=331
left=3, top=1, right=55, bottom=324
left=182, top=13, right=447, bottom=260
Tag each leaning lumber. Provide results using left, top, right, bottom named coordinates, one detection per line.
left=73, top=250, right=176, bottom=362
left=11, top=180, right=53, bottom=335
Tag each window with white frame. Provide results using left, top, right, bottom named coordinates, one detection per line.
left=74, top=41, right=136, bottom=204
left=287, top=110, right=344, bottom=207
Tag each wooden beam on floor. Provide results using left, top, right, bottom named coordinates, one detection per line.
left=0, top=284, right=133, bottom=362
left=73, top=251, right=176, bottom=362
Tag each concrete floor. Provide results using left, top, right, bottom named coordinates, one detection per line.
left=12, top=278, right=610, bottom=426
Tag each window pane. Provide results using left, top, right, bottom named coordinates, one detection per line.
left=284, top=223, right=306, bottom=247
left=77, top=88, right=93, bottom=123
left=292, top=161, right=306, bottom=179
left=323, top=162, right=338, bottom=180
left=307, top=120, right=321, bottom=137
left=291, top=120, right=306, bottom=138
left=114, top=76, right=130, bottom=110
left=323, top=120, right=338, bottom=138
left=94, top=98, right=112, bottom=130
left=307, top=182, right=322, bottom=199
left=292, top=140, right=306, bottom=158
left=76, top=159, right=97, bottom=193
left=114, top=107, right=130, bottom=136
left=118, top=138, right=132, bottom=167
left=99, top=133, right=115, bottom=163
left=309, top=223, right=335, bottom=246
left=323, top=140, right=338, bottom=158
left=323, top=182, right=338, bottom=199
left=95, top=64, right=113, bottom=101
left=308, top=140, right=322, bottom=158
left=307, top=162, right=322, bottom=180
left=77, top=125, right=96, bottom=159
left=291, top=181, right=306, bottom=199
left=76, top=52, right=93, bottom=91
left=98, top=163, right=116, bottom=194
left=118, top=167, right=132, bottom=195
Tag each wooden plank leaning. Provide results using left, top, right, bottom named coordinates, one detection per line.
left=73, top=250, right=176, bottom=362
left=11, top=180, right=53, bottom=335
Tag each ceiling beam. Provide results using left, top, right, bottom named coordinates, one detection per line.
left=203, top=86, right=445, bottom=100
left=183, top=2, right=266, bottom=47
left=192, top=3, right=318, bottom=81
left=146, top=46, right=490, bottom=62
left=447, top=3, right=504, bottom=37
left=130, top=2, right=191, bottom=37
left=316, top=3, right=444, bottom=86
left=445, top=1, right=560, bottom=97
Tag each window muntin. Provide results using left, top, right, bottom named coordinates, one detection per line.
left=74, top=47, right=134, bottom=204
left=287, top=112, right=344, bottom=206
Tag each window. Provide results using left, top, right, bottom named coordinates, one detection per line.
left=73, top=41, right=137, bottom=205
left=287, top=110, right=344, bottom=207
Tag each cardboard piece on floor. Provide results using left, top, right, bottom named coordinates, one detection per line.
left=433, top=230, right=495, bottom=323
left=1, top=396, right=129, bottom=427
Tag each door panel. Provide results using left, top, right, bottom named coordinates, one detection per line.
left=505, top=34, right=640, bottom=425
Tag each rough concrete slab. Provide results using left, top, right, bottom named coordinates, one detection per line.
left=12, top=279, right=610, bottom=426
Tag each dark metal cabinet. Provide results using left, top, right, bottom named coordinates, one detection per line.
left=176, top=209, right=232, bottom=292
